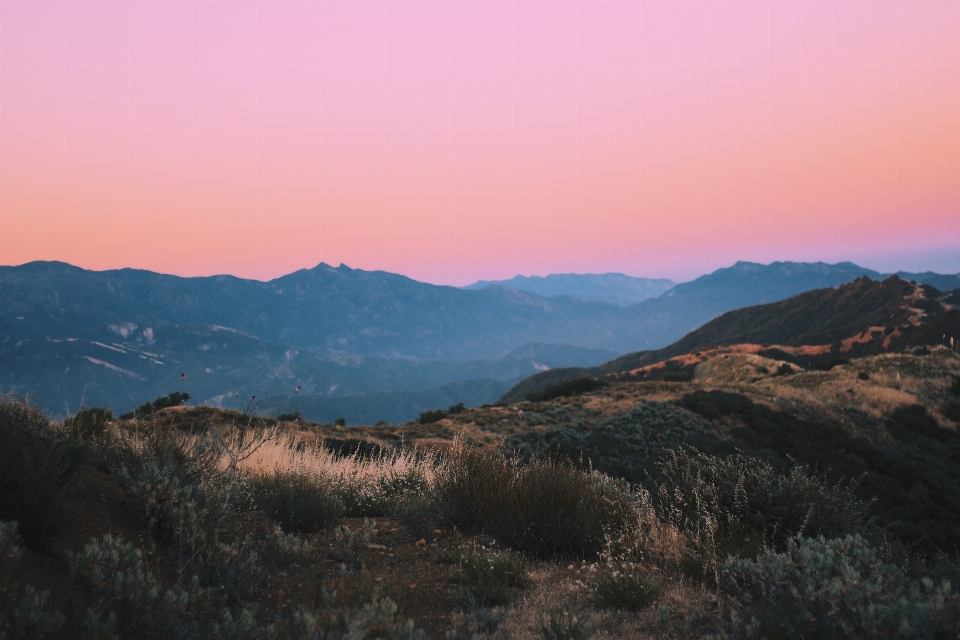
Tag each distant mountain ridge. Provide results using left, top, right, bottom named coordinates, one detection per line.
left=463, top=273, right=675, bottom=306
left=2, top=260, right=958, bottom=421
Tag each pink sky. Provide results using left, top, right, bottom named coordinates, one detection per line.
left=1, top=1, right=959, bottom=284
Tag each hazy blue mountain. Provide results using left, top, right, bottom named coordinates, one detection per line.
left=615, top=261, right=888, bottom=351
left=895, top=271, right=960, bottom=293
left=464, top=273, right=675, bottom=306
left=3, top=259, right=957, bottom=422
left=0, top=261, right=645, bottom=360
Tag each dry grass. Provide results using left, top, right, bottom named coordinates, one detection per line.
left=239, top=435, right=436, bottom=485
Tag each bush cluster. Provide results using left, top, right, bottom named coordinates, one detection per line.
left=678, top=390, right=960, bottom=553
left=589, top=564, right=661, bottom=611
left=0, top=397, right=86, bottom=549
left=528, top=400, right=715, bottom=484
left=418, top=402, right=467, bottom=425
left=524, top=377, right=606, bottom=403
left=249, top=469, right=340, bottom=533
left=722, top=535, right=960, bottom=639
left=120, top=391, right=191, bottom=420
left=656, top=446, right=872, bottom=583
left=434, top=443, right=636, bottom=559
left=455, top=545, right=526, bottom=606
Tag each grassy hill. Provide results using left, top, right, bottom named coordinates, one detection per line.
left=3, top=343, right=960, bottom=638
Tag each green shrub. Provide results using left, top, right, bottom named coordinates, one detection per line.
left=418, top=409, right=447, bottom=424
left=68, top=534, right=195, bottom=639
left=434, top=443, right=636, bottom=559
left=262, top=528, right=314, bottom=568
left=0, top=398, right=86, bottom=549
left=331, top=520, right=376, bottom=573
left=536, top=400, right=714, bottom=485
left=677, top=390, right=960, bottom=553
left=292, top=597, right=424, bottom=640
left=657, top=363, right=697, bottom=382
left=655, top=447, right=872, bottom=583
left=722, top=535, right=960, bottom=639
left=120, top=391, right=191, bottom=420
left=0, top=520, right=65, bottom=639
left=858, top=371, right=871, bottom=381
left=772, top=363, right=794, bottom=377
left=810, top=357, right=849, bottom=372
left=393, top=489, right=434, bottom=543
left=455, top=546, right=526, bottom=606
left=944, top=400, right=960, bottom=423
left=524, top=377, right=606, bottom=403
left=64, top=406, right=114, bottom=440
left=536, top=607, right=594, bottom=640
left=590, top=564, right=661, bottom=611
left=249, top=470, right=340, bottom=533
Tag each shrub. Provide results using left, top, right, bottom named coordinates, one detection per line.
left=524, top=377, right=606, bottom=403
left=0, top=397, right=86, bottom=549
left=810, top=357, right=849, bottom=371
left=590, top=564, right=661, bottom=611
left=292, top=597, right=424, bottom=640
left=537, top=400, right=714, bottom=485
left=772, top=363, right=794, bottom=377
left=418, top=409, right=447, bottom=424
left=944, top=400, right=960, bottom=423
left=249, top=469, right=340, bottom=533
left=951, top=375, right=960, bottom=397
left=393, top=489, right=434, bottom=542
left=68, top=534, right=194, bottom=639
left=331, top=520, right=376, bottom=573
left=120, top=391, right=191, bottom=419
left=722, top=535, right=960, bottom=639
left=434, top=443, right=636, bottom=559
left=536, top=607, right=594, bottom=640
left=277, top=411, right=301, bottom=422
left=858, top=371, right=871, bottom=381
left=0, top=520, right=65, bottom=638
left=655, top=447, right=872, bottom=583
left=262, top=528, right=314, bottom=568
left=455, top=546, right=526, bottom=606
left=63, top=406, right=114, bottom=440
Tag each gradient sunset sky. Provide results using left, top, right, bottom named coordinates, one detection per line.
left=1, top=1, right=958, bottom=284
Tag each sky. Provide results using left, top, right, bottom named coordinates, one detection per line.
left=1, top=1, right=959, bottom=285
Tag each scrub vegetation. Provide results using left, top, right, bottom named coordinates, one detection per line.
left=3, top=346, right=960, bottom=638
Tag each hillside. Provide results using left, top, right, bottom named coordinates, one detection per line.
left=501, top=276, right=960, bottom=402
left=3, top=346, right=958, bottom=639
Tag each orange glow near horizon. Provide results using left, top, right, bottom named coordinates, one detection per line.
left=1, top=1, right=959, bottom=284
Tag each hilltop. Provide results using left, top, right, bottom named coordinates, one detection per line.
left=501, top=275, right=960, bottom=402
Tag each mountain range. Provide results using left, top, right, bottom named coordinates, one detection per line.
left=2, top=260, right=958, bottom=422
left=463, top=273, right=675, bottom=306
left=500, top=275, right=960, bottom=402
